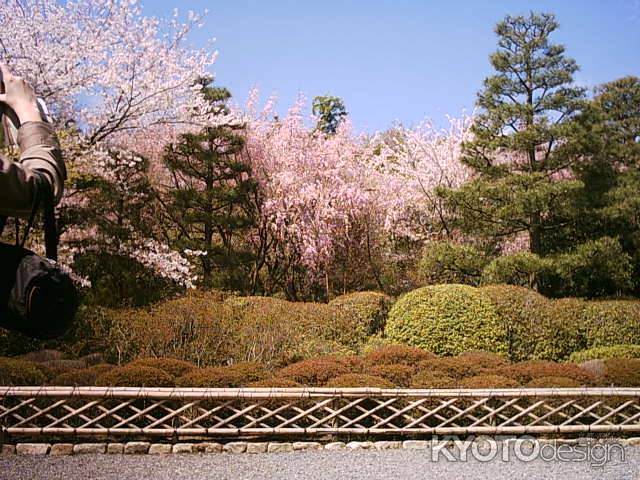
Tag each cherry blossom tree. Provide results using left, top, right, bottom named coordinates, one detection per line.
left=241, top=93, right=473, bottom=298
left=0, top=0, right=216, bottom=289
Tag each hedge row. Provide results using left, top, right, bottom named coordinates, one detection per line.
left=3, top=346, right=639, bottom=388
left=384, top=284, right=640, bottom=361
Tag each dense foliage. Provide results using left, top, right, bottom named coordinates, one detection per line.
left=385, top=285, right=507, bottom=355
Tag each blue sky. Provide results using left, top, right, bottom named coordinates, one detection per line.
left=143, top=0, right=640, bottom=133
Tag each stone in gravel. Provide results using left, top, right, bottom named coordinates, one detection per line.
left=293, top=442, right=322, bottom=451
left=50, top=444, right=74, bottom=456
left=16, top=444, right=50, bottom=455
left=374, top=441, right=401, bottom=450
left=172, top=444, right=193, bottom=454
left=148, top=444, right=172, bottom=455
left=124, top=442, right=150, bottom=454
left=74, top=443, right=106, bottom=455
left=1, top=445, right=15, bottom=455
left=223, top=442, right=247, bottom=454
left=402, top=440, right=429, bottom=450
left=268, top=442, right=294, bottom=453
left=346, top=441, right=374, bottom=450
left=324, top=442, right=346, bottom=450
left=246, top=443, right=268, bottom=454
left=193, top=443, right=223, bottom=454
left=626, top=438, right=640, bottom=446
left=106, top=443, right=124, bottom=454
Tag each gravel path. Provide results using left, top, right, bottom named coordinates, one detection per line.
left=2, top=447, right=639, bottom=480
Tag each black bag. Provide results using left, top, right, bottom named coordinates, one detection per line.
left=0, top=173, right=78, bottom=339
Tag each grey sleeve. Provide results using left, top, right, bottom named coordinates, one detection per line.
left=0, top=122, right=65, bottom=218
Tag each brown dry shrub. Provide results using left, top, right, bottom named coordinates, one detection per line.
left=525, top=376, right=582, bottom=388
left=459, top=375, right=521, bottom=389
left=226, top=362, right=269, bottom=384
left=225, top=296, right=363, bottom=366
left=176, top=367, right=245, bottom=388
left=51, top=364, right=115, bottom=386
left=415, top=353, right=505, bottom=381
left=246, top=378, right=303, bottom=388
left=276, top=358, right=350, bottom=386
left=410, top=371, right=456, bottom=389
left=369, top=364, right=415, bottom=387
left=325, top=374, right=394, bottom=388
left=0, top=357, right=46, bottom=385
left=105, top=290, right=239, bottom=366
left=127, top=358, right=197, bottom=378
left=363, top=344, right=435, bottom=367
left=96, top=365, right=174, bottom=387
left=599, top=358, right=640, bottom=387
left=499, top=360, right=594, bottom=386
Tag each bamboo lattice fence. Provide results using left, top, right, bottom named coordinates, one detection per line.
left=1, top=387, right=639, bottom=438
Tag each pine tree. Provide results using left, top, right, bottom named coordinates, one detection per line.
left=162, top=78, right=257, bottom=288
left=312, top=95, right=347, bottom=134
left=441, top=12, right=588, bottom=255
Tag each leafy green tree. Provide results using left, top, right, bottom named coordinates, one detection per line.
left=441, top=12, right=588, bottom=256
left=418, top=241, right=489, bottom=286
left=162, top=78, right=257, bottom=288
left=312, top=95, right=347, bottom=134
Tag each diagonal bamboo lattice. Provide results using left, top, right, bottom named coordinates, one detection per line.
left=1, top=387, right=639, bottom=438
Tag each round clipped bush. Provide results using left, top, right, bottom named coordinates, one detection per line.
left=277, top=358, right=350, bottom=386
left=459, top=375, right=520, bottom=389
left=481, top=285, right=584, bottom=362
left=176, top=366, right=250, bottom=388
left=246, top=378, right=302, bottom=388
left=569, top=344, right=640, bottom=363
left=325, top=374, right=394, bottom=388
left=525, top=376, right=582, bottom=388
left=226, top=362, right=269, bottom=384
left=499, top=361, right=594, bottom=386
left=96, top=365, right=174, bottom=387
left=385, top=285, right=507, bottom=356
left=416, top=352, right=507, bottom=381
left=581, top=301, right=640, bottom=348
left=599, top=358, right=640, bottom=387
left=410, top=371, right=456, bottom=389
left=51, top=364, right=115, bottom=386
left=127, top=358, right=197, bottom=378
left=369, top=364, right=415, bottom=387
left=329, top=291, right=394, bottom=336
left=0, top=357, right=46, bottom=385
left=363, top=344, right=434, bottom=367
left=456, top=351, right=509, bottom=369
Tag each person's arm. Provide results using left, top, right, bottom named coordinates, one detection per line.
left=0, top=64, right=65, bottom=218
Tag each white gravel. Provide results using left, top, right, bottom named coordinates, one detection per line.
left=1, top=446, right=638, bottom=480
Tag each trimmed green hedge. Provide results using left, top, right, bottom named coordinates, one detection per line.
left=481, top=285, right=585, bottom=361
left=569, top=344, right=640, bottom=363
left=581, top=301, right=640, bottom=347
left=385, top=284, right=508, bottom=356
left=329, top=291, right=393, bottom=337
